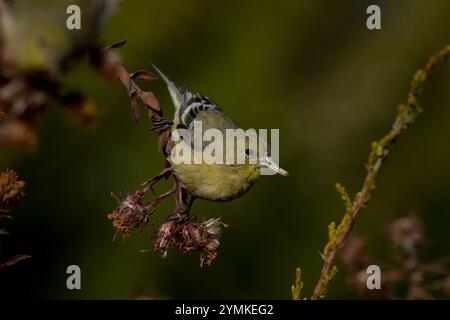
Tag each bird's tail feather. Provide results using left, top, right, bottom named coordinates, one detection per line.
left=152, top=64, right=182, bottom=111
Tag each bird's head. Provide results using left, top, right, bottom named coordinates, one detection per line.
left=235, top=132, right=289, bottom=177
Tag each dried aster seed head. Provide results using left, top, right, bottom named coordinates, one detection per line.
left=154, top=216, right=227, bottom=267
left=388, top=215, right=425, bottom=254
left=199, top=218, right=224, bottom=267
left=154, top=219, right=177, bottom=257
left=107, top=192, right=150, bottom=239
left=0, top=169, right=26, bottom=211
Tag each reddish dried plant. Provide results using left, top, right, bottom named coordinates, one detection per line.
left=0, top=62, right=100, bottom=148
left=0, top=1, right=119, bottom=148
left=104, top=42, right=227, bottom=266
left=339, top=215, right=449, bottom=299
left=154, top=217, right=227, bottom=267
left=0, top=169, right=26, bottom=212
left=0, top=169, right=30, bottom=270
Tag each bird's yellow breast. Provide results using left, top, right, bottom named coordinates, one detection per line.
left=168, top=105, right=261, bottom=201
left=172, top=162, right=260, bottom=202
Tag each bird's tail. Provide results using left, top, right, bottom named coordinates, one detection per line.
left=152, top=64, right=182, bottom=111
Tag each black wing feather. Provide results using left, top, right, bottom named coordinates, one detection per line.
left=179, top=89, right=222, bottom=127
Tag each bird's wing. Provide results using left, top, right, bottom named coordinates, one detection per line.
left=179, top=92, right=224, bottom=129
left=169, top=93, right=235, bottom=154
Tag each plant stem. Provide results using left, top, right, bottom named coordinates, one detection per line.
left=310, top=45, right=450, bottom=300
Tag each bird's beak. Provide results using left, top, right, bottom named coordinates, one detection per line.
left=259, top=157, right=289, bottom=176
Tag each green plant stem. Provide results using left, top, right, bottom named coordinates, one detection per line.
left=310, top=44, right=450, bottom=300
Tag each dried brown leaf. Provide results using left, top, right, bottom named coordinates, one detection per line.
left=106, top=40, right=127, bottom=49
left=4, top=254, right=31, bottom=267
left=139, top=91, right=160, bottom=112
left=131, top=97, right=140, bottom=123
left=130, top=70, right=158, bottom=81
left=116, top=65, right=132, bottom=94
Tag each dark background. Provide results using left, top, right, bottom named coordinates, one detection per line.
left=1, top=0, right=449, bottom=299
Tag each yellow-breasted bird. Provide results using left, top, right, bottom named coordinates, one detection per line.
left=153, top=66, right=288, bottom=203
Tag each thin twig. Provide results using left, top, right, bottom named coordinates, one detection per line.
left=310, top=45, right=450, bottom=300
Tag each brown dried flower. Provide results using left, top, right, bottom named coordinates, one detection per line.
left=0, top=169, right=26, bottom=211
left=107, top=192, right=150, bottom=239
left=340, top=215, right=450, bottom=299
left=339, top=236, right=404, bottom=299
left=0, top=170, right=30, bottom=270
left=154, top=217, right=227, bottom=267
left=388, top=215, right=425, bottom=255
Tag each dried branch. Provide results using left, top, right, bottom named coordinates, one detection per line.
left=0, top=254, right=31, bottom=271
left=308, top=44, right=450, bottom=300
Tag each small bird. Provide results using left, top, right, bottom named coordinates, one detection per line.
left=153, top=66, right=288, bottom=203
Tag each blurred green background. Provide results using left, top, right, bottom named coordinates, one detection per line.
left=1, top=0, right=449, bottom=299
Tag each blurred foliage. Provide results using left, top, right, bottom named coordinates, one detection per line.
left=310, top=44, right=449, bottom=299
left=0, top=0, right=449, bottom=299
left=340, top=215, right=450, bottom=299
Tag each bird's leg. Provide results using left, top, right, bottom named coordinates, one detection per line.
left=141, top=166, right=173, bottom=195
left=185, top=196, right=196, bottom=215
left=167, top=178, right=189, bottom=220
left=174, top=178, right=186, bottom=213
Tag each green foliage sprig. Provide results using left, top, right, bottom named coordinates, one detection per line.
left=291, top=267, right=304, bottom=300
left=291, top=44, right=450, bottom=300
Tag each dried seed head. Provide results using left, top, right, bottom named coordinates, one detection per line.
left=154, top=216, right=227, bottom=267
left=0, top=169, right=26, bottom=211
left=154, top=219, right=177, bottom=257
left=388, top=215, right=424, bottom=254
left=107, top=193, right=150, bottom=239
left=199, top=218, right=224, bottom=267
